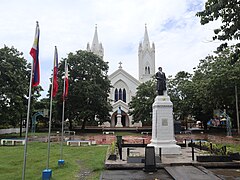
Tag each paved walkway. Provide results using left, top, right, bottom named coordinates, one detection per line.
left=101, top=166, right=224, bottom=180
left=103, top=145, right=240, bottom=179
left=101, top=169, right=173, bottom=180
left=164, top=166, right=221, bottom=180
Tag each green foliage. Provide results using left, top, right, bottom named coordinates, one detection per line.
left=109, top=141, right=116, bottom=155
left=196, top=0, right=240, bottom=42
left=0, top=45, right=28, bottom=127
left=166, top=45, right=240, bottom=129
left=0, top=45, right=43, bottom=129
left=226, top=143, right=240, bottom=154
left=168, top=71, right=193, bottom=123
left=196, top=0, right=240, bottom=62
left=192, top=45, right=240, bottom=127
left=128, top=79, right=156, bottom=125
left=196, top=141, right=240, bottom=155
left=56, top=50, right=112, bottom=129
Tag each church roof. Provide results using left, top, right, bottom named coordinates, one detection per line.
left=112, top=100, right=129, bottom=112
left=108, top=65, right=140, bottom=87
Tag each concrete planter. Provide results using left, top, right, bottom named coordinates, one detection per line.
left=229, top=153, right=240, bottom=160
left=197, top=155, right=232, bottom=162
left=108, top=154, right=117, bottom=160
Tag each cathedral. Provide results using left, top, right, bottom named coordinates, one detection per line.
left=87, top=25, right=155, bottom=127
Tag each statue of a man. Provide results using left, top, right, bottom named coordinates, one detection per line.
left=156, top=67, right=166, bottom=95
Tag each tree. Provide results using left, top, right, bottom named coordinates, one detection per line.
left=192, top=45, right=240, bottom=128
left=197, top=0, right=240, bottom=42
left=0, top=45, right=28, bottom=128
left=196, top=0, right=240, bottom=59
left=129, top=80, right=156, bottom=125
left=56, top=50, right=112, bottom=130
left=167, top=71, right=194, bottom=129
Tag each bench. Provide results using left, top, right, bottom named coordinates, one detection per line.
left=66, top=140, right=96, bottom=146
left=180, top=130, right=192, bottom=134
left=1, top=139, right=25, bottom=146
left=141, top=132, right=151, bottom=135
left=64, top=131, right=76, bottom=136
left=103, top=131, right=114, bottom=135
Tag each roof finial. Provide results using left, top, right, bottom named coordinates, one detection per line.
left=118, top=61, right=122, bottom=68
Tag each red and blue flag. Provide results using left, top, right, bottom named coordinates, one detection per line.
left=30, top=22, right=40, bottom=87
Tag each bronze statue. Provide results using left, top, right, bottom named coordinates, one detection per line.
left=156, top=67, right=166, bottom=95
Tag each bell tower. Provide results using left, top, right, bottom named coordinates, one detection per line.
left=138, top=24, right=155, bottom=82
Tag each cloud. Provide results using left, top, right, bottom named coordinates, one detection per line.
left=0, top=0, right=223, bottom=98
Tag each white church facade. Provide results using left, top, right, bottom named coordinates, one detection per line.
left=87, top=25, right=155, bottom=127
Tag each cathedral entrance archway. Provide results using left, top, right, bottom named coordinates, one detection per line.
left=111, top=111, right=129, bottom=127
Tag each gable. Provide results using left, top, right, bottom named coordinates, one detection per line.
left=109, top=68, right=140, bottom=87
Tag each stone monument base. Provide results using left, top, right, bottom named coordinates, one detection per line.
left=148, top=140, right=181, bottom=155
left=148, top=95, right=181, bottom=155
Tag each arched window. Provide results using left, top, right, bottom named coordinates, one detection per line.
left=114, top=88, right=118, bottom=102
left=148, top=66, right=150, bottom=74
left=123, top=89, right=126, bottom=102
left=145, top=66, right=147, bottom=74
left=119, top=88, right=123, bottom=101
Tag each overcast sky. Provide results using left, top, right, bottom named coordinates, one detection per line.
left=0, top=0, right=221, bottom=97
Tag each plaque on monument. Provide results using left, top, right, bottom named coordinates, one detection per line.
left=162, top=118, right=168, bottom=126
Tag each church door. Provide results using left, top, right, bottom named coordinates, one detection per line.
left=121, top=115, right=126, bottom=127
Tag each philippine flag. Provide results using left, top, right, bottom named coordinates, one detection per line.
left=52, top=46, right=58, bottom=97
left=30, top=22, right=40, bottom=87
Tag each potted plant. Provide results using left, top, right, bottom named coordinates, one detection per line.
left=108, top=141, right=117, bottom=160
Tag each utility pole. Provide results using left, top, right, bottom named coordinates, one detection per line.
left=235, top=84, right=240, bottom=134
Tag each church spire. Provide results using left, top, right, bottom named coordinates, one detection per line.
left=87, top=24, right=104, bottom=59
left=91, top=24, right=99, bottom=51
left=143, top=24, right=150, bottom=49
left=138, top=24, right=155, bottom=83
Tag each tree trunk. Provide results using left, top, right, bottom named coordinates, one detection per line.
left=69, top=119, right=73, bottom=130
left=184, top=116, right=188, bottom=130
left=81, top=119, right=87, bottom=130
left=203, top=120, right=208, bottom=132
left=20, top=114, right=23, bottom=137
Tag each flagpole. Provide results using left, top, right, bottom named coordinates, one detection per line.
left=22, top=21, right=39, bottom=180
left=46, top=52, right=55, bottom=170
left=22, top=58, right=34, bottom=180
left=60, top=59, right=67, bottom=161
left=60, top=99, right=65, bottom=159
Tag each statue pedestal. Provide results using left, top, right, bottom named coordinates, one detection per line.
left=115, top=114, right=123, bottom=127
left=148, top=96, right=181, bottom=155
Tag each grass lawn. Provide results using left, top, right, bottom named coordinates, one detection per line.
left=0, top=142, right=107, bottom=180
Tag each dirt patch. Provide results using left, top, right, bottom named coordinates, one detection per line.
left=75, top=160, right=92, bottom=180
